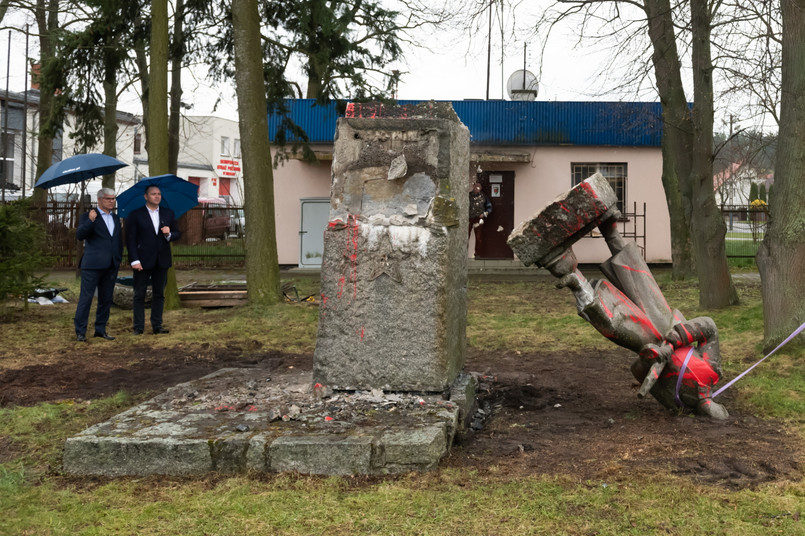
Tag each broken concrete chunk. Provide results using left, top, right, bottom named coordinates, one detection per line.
left=388, top=154, right=408, bottom=181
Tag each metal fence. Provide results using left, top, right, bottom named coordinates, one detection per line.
left=721, top=204, right=768, bottom=258
left=10, top=200, right=769, bottom=267
left=25, top=201, right=247, bottom=268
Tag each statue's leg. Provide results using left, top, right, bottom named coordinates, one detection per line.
left=653, top=339, right=728, bottom=419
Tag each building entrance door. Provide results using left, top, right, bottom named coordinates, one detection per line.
left=473, top=171, right=515, bottom=259
left=299, top=198, right=330, bottom=267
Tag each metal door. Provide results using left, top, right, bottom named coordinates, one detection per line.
left=299, top=198, right=330, bottom=267
left=475, top=171, right=515, bottom=259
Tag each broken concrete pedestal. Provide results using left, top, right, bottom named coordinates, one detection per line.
left=64, top=367, right=477, bottom=477
left=64, top=102, right=479, bottom=477
left=314, top=101, right=470, bottom=392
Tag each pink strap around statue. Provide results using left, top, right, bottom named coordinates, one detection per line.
left=675, top=321, right=805, bottom=406
left=712, top=321, right=805, bottom=399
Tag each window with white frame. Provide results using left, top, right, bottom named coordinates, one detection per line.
left=0, top=132, right=15, bottom=186
left=234, top=138, right=241, bottom=158
left=220, top=136, right=230, bottom=156
left=572, top=163, right=627, bottom=212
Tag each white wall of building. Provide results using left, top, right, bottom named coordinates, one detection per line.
left=21, top=107, right=140, bottom=200
left=176, top=116, right=244, bottom=204
left=4, top=103, right=138, bottom=197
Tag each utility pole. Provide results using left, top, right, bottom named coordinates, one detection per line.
left=485, top=1, right=492, bottom=100
left=2, top=31, right=10, bottom=204
left=22, top=25, right=29, bottom=197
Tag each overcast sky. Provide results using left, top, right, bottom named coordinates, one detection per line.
left=1, top=3, right=629, bottom=121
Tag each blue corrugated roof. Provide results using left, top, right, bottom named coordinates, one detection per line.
left=268, top=99, right=663, bottom=147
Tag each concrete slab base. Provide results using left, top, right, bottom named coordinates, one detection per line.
left=63, top=367, right=477, bottom=477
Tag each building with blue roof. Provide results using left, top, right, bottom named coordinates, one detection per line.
left=266, top=99, right=670, bottom=267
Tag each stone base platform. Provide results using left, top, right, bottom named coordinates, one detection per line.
left=63, top=367, right=477, bottom=477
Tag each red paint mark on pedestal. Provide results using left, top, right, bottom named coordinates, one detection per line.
left=347, top=214, right=360, bottom=299
left=337, top=276, right=346, bottom=299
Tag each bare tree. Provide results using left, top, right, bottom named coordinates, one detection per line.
left=715, top=0, right=781, bottom=129
left=522, top=0, right=739, bottom=307
left=145, top=0, right=185, bottom=310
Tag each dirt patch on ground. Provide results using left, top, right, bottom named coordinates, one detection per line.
left=1, top=343, right=800, bottom=489
left=452, top=348, right=801, bottom=489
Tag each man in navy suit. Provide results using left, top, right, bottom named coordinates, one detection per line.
left=74, top=188, right=123, bottom=342
left=126, top=185, right=181, bottom=335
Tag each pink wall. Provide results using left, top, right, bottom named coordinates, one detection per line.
left=272, top=145, right=671, bottom=265
left=272, top=156, right=332, bottom=264
left=479, top=146, right=670, bottom=264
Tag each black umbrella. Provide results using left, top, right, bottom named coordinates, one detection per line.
left=34, top=153, right=128, bottom=189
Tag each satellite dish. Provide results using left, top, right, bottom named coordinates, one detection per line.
left=507, top=70, right=538, bottom=101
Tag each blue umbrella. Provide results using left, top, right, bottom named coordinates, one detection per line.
left=34, top=153, right=128, bottom=189
left=116, top=174, right=199, bottom=219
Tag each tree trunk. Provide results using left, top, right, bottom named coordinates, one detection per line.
left=305, top=48, right=330, bottom=100
left=102, top=50, right=119, bottom=189
left=168, top=0, right=184, bottom=174
left=134, top=6, right=150, bottom=157
left=643, top=0, right=695, bottom=279
left=148, top=0, right=169, bottom=177
left=304, top=0, right=327, bottom=99
left=148, top=0, right=181, bottom=310
left=688, top=0, right=738, bottom=308
left=32, top=86, right=53, bottom=208
left=305, top=63, right=325, bottom=99
left=232, top=0, right=282, bottom=305
left=757, top=0, right=805, bottom=351
left=30, top=0, right=60, bottom=208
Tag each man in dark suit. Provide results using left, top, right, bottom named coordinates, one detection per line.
left=126, top=184, right=181, bottom=335
left=74, top=188, right=123, bottom=342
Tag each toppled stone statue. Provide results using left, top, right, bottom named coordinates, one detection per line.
left=507, top=173, right=728, bottom=419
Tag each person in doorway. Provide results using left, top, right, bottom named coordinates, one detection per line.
left=126, top=185, right=181, bottom=335
left=73, top=188, right=123, bottom=342
left=468, top=181, right=492, bottom=257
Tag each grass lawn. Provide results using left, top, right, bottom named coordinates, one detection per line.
left=725, top=239, right=762, bottom=258
left=1, top=268, right=803, bottom=535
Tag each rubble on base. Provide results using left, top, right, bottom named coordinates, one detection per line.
left=64, top=366, right=477, bottom=477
